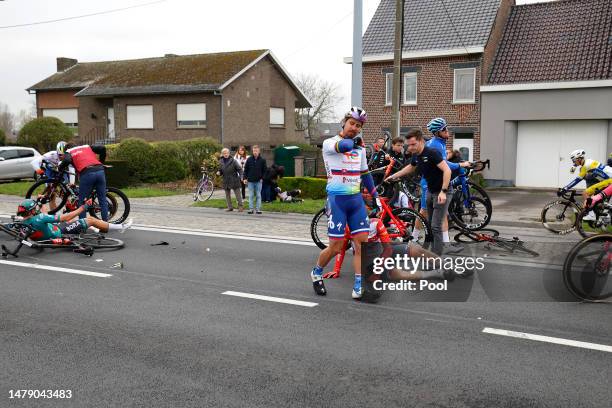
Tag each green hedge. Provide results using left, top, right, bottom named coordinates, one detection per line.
left=107, top=137, right=220, bottom=184
left=278, top=177, right=327, bottom=199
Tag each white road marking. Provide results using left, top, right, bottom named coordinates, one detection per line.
left=222, top=291, right=318, bottom=307
left=133, top=225, right=315, bottom=246
left=0, top=259, right=112, bottom=278
left=483, top=327, right=612, bottom=353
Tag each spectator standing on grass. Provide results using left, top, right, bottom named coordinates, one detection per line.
left=234, top=146, right=249, bottom=199
left=218, top=148, right=244, bottom=212
left=243, top=145, right=267, bottom=214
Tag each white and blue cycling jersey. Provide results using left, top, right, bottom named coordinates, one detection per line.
left=322, top=135, right=368, bottom=196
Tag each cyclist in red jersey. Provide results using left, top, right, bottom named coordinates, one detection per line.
left=58, top=143, right=109, bottom=221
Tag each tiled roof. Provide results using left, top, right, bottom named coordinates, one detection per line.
left=28, top=50, right=267, bottom=93
left=363, top=0, right=502, bottom=55
left=488, top=0, right=612, bottom=84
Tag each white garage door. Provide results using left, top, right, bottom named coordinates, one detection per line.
left=516, top=120, right=608, bottom=188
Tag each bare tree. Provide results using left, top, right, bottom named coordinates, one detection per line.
left=0, top=102, right=15, bottom=138
left=294, top=73, right=343, bottom=141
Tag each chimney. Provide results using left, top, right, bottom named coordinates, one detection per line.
left=57, top=57, right=78, bottom=72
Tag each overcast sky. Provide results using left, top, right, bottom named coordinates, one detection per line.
left=0, top=0, right=555, bottom=118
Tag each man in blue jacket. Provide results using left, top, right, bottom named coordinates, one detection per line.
left=243, top=145, right=267, bottom=214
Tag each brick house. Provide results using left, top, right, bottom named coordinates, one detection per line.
left=27, top=49, right=312, bottom=149
left=348, top=0, right=515, bottom=161
left=481, top=0, right=612, bottom=188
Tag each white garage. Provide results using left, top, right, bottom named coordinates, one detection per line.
left=515, top=120, right=609, bottom=188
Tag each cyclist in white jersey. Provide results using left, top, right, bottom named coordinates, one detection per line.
left=310, top=107, right=380, bottom=300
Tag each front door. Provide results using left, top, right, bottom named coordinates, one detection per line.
left=107, top=107, right=115, bottom=140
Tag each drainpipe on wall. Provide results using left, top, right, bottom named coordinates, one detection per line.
left=214, top=90, right=223, bottom=146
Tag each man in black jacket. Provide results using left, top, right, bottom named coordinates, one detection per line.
left=243, top=145, right=267, bottom=214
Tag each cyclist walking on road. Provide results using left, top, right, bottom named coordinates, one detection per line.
left=310, top=107, right=380, bottom=299
left=57, top=143, right=109, bottom=221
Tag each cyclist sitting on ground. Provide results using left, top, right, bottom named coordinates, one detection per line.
left=274, top=187, right=302, bottom=202
left=16, top=198, right=133, bottom=242
left=324, top=195, right=456, bottom=282
left=57, top=143, right=109, bottom=221
left=310, top=106, right=380, bottom=300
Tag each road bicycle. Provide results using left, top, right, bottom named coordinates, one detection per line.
left=0, top=218, right=123, bottom=258
left=310, top=177, right=432, bottom=250
left=563, top=233, right=611, bottom=302
left=541, top=188, right=581, bottom=235
left=453, top=227, right=539, bottom=257
left=193, top=167, right=214, bottom=202
left=25, top=165, right=130, bottom=224
left=448, top=160, right=492, bottom=230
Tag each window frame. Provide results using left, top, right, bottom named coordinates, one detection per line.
left=126, top=105, right=154, bottom=129
left=176, top=103, right=207, bottom=129
left=385, top=73, right=393, bottom=106
left=402, top=72, right=418, bottom=105
left=270, top=107, right=285, bottom=128
left=453, top=67, right=476, bottom=104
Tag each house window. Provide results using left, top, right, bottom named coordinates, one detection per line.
left=177, top=103, right=206, bottom=128
left=453, top=68, right=476, bottom=103
left=403, top=72, right=417, bottom=105
left=42, top=108, right=78, bottom=134
left=385, top=73, right=393, bottom=106
left=127, top=105, right=153, bottom=129
left=270, top=107, right=285, bottom=127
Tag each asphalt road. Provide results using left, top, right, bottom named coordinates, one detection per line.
left=1, top=224, right=611, bottom=407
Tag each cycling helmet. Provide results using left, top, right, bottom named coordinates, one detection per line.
left=427, top=117, right=447, bottom=134
left=569, top=149, right=586, bottom=161
left=56, top=141, right=67, bottom=155
left=343, top=106, right=368, bottom=124
left=17, top=199, right=38, bottom=216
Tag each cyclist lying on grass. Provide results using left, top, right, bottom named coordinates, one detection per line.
left=16, top=198, right=133, bottom=241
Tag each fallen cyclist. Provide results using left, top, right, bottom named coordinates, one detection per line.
left=16, top=198, right=133, bottom=249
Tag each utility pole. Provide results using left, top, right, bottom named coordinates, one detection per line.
left=351, top=0, right=363, bottom=107
left=391, top=0, right=404, bottom=140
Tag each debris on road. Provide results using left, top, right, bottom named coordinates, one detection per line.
left=111, top=262, right=123, bottom=269
left=95, top=259, right=104, bottom=262
left=151, top=241, right=169, bottom=246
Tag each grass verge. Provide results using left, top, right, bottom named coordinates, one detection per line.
left=193, top=198, right=324, bottom=215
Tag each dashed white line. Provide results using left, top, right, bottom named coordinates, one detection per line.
left=483, top=327, right=612, bottom=353
left=0, top=259, right=112, bottom=278
left=222, top=291, right=318, bottom=307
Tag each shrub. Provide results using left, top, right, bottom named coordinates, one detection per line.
left=278, top=177, right=327, bottom=199
left=17, top=117, right=73, bottom=153
left=470, top=173, right=487, bottom=188
left=107, top=137, right=221, bottom=184
left=0, top=128, right=5, bottom=146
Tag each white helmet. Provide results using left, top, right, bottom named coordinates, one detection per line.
left=569, top=149, right=585, bottom=161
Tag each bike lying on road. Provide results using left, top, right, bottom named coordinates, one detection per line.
left=563, top=233, right=611, bottom=302
left=453, top=227, right=539, bottom=257
left=0, top=218, right=123, bottom=258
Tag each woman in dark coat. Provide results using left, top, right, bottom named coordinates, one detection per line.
left=218, top=148, right=244, bottom=211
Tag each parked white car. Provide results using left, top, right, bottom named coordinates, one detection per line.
left=0, top=146, right=41, bottom=181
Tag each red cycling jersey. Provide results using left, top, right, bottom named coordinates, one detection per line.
left=67, top=145, right=102, bottom=173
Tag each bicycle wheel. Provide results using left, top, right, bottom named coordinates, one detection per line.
left=25, top=179, right=69, bottom=215
left=89, top=187, right=130, bottom=224
left=76, top=234, right=124, bottom=249
left=391, top=207, right=432, bottom=243
left=541, top=199, right=580, bottom=234
left=563, top=234, right=611, bottom=301
left=467, top=182, right=491, bottom=205
left=195, top=178, right=214, bottom=202
left=311, top=207, right=328, bottom=250
left=449, top=196, right=492, bottom=230
left=576, top=205, right=612, bottom=238
left=454, top=228, right=500, bottom=243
